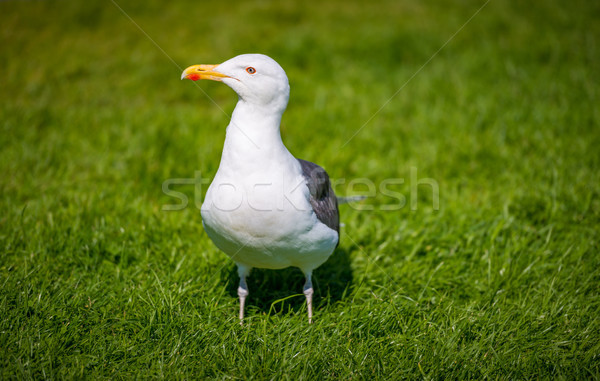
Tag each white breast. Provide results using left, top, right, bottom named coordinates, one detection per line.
left=200, top=154, right=338, bottom=272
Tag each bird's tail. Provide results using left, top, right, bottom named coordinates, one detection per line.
left=336, top=195, right=368, bottom=205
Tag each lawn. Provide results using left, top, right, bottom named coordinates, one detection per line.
left=1, top=0, right=599, bottom=378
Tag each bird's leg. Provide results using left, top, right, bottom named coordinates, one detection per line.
left=238, top=277, right=248, bottom=323
left=303, top=272, right=314, bottom=324
left=237, top=265, right=250, bottom=325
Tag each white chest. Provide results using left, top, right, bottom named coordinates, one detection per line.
left=200, top=165, right=338, bottom=270
left=198, top=110, right=338, bottom=270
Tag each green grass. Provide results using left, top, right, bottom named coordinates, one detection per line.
left=1, top=0, right=599, bottom=378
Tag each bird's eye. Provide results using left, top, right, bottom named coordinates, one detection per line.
left=246, top=67, right=256, bottom=74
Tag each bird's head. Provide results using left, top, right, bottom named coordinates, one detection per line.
left=182, top=54, right=290, bottom=111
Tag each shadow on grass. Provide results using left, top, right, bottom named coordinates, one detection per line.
left=225, top=247, right=353, bottom=315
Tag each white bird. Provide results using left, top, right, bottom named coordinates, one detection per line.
left=181, top=54, right=339, bottom=323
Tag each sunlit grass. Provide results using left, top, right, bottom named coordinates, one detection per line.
left=1, top=0, right=599, bottom=378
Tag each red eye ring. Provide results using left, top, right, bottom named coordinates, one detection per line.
left=246, top=67, right=256, bottom=74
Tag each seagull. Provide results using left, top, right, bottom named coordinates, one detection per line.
left=181, top=54, right=339, bottom=323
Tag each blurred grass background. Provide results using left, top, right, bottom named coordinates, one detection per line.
left=1, top=0, right=599, bottom=378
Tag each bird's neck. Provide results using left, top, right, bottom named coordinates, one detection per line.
left=219, top=99, right=292, bottom=170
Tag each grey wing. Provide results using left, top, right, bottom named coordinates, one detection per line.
left=298, top=159, right=340, bottom=240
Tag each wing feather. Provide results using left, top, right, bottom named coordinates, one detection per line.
left=297, top=159, right=339, bottom=242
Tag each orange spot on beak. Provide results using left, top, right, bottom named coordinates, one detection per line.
left=187, top=73, right=201, bottom=81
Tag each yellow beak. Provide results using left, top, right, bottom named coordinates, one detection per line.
left=181, top=64, right=229, bottom=81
